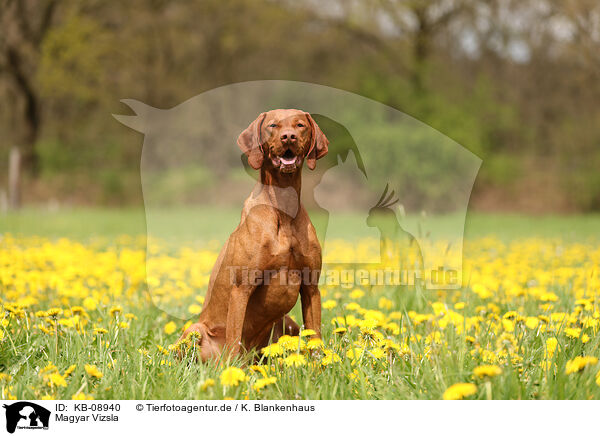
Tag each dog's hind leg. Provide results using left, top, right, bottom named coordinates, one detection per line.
left=282, top=315, right=300, bottom=336
left=270, top=315, right=300, bottom=342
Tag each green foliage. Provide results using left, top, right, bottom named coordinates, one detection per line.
left=2, top=208, right=600, bottom=242
left=482, top=154, right=521, bottom=186
left=143, top=167, right=214, bottom=205
left=2, top=0, right=600, bottom=211
left=38, top=15, right=114, bottom=103
left=561, top=152, right=600, bottom=211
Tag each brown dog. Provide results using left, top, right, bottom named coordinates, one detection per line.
left=178, top=109, right=329, bottom=361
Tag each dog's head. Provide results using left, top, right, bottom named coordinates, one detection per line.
left=238, top=109, right=329, bottom=173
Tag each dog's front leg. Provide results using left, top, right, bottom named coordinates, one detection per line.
left=300, top=283, right=322, bottom=338
left=225, top=284, right=255, bottom=356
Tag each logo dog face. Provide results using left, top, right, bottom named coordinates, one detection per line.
left=3, top=402, right=51, bottom=434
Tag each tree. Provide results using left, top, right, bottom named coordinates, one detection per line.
left=0, top=0, right=59, bottom=208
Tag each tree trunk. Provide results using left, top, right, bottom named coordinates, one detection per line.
left=411, top=7, right=430, bottom=94
left=8, top=146, right=22, bottom=210
left=7, top=46, right=41, bottom=176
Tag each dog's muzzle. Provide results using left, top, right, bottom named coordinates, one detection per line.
left=272, top=149, right=300, bottom=173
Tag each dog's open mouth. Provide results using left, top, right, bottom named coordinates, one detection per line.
left=271, top=149, right=299, bottom=173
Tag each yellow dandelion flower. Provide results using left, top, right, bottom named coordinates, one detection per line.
left=47, top=308, right=62, bottom=318
left=283, top=353, right=306, bottom=367
left=307, top=338, right=324, bottom=350
left=109, top=306, right=122, bottom=317
left=156, top=345, right=169, bottom=355
left=348, top=369, right=360, bottom=381
left=188, top=331, right=202, bottom=342
left=359, top=318, right=378, bottom=333
left=501, top=319, right=514, bottom=332
left=473, top=365, right=502, bottom=378
left=40, top=362, right=58, bottom=375
left=278, top=336, right=305, bottom=351
left=71, top=306, right=85, bottom=315
left=48, top=372, right=67, bottom=387
left=72, top=392, right=94, bottom=400
left=200, top=378, right=215, bottom=391
left=300, top=329, right=317, bottom=337
left=249, top=365, right=269, bottom=378
left=346, top=347, right=364, bottom=360
left=378, top=297, right=393, bottom=310
left=546, top=337, right=558, bottom=358
left=63, top=365, right=76, bottom=378
left=164, top=321, right=177, bottom=335
left=220, top=367, right=247, bottom=387
left=443, top=383, right=477, bottom=400
left=84, top=364, right=103, bottom=379
left=322, top=300, right=337, bottom=310
left=83, top=297, right=98, bottom=311
left=525, top=317, right=539, bottom=329
left=321, top=350, right=341, bottom=366
left=564, top=328, right=582, bottom=339
left=345, top=302, right=361, bottom=311
left=350, top=289, right=365, bottom=299
left=565, top=356, right=598, bottom=375
left=381, top=339, right=400, bottom=351
left=383, top=322, right=400, bottom=335
left=261, top=343, right=284, bottom=357
left=253, top=377, right=277, bottom=391
left=188, top=304, right=202, bottom=315
left=369, top=348, right=385, bottom=359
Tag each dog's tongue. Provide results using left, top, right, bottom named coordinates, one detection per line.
left=280, top=156, right=296, bottom=165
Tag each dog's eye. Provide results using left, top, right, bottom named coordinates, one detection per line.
left=268, top=123, right=277, bottom=128
left=297, top=123, right=304, bottom=128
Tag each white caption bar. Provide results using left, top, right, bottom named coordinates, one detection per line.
left=0, top=400, right=593, bottom=436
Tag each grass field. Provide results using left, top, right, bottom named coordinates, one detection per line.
left=3, top=207, right=600, bottom=241
left=1, top=208, right=600, bottom=400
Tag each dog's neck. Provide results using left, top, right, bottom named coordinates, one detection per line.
left=255, top=166, right=302, bottom=219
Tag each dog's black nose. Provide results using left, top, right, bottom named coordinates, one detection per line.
left=280, top=130, right=297, bottom=143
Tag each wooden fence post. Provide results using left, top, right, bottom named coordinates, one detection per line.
left=8, top=146, right=22, bottom=210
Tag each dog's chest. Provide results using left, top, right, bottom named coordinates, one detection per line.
left=271, top=221, right=305, bottom=267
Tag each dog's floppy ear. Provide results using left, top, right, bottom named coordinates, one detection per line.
left=304, top=113, right=329, bottom=170
left=238, top=112, right=267, bottom=170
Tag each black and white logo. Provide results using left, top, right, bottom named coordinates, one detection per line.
left=2, top=402, right=51, bottom=434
